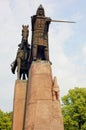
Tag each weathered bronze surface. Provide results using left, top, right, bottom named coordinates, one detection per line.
left=31, top=5, right=51, bottom=61
left=11, top=25, right=31, bottom=80
left=31, top=5, right=75, bottom=62
left=11, top=5, right=75, bottom=79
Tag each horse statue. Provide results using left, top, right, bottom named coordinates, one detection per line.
left=11, top=25, right=31, bottom=80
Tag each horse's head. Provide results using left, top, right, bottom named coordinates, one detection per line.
left=22, top=25, right=29, bottom=42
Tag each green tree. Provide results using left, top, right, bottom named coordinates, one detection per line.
left=62, top=87, right=86, bottom=130
left=0, top=109, right=12, bottom=130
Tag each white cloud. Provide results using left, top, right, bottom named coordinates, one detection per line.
left=50, top=23, right=86, bottom=97
left=50, top=24, right=75, bottom=94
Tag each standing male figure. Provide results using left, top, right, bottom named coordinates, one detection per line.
left=31, top=4, right=51, bottom=61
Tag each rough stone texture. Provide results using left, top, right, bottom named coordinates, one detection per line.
left=24, top=61, right=64, bottom=130
left=12, top=80, right=27, bottom=130
left=52, top=101, right=64, bottom=130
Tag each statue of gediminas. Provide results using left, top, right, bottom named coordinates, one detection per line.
left=31, top=4, right=51, bottom=62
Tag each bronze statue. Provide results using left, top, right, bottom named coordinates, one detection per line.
left=11, top=5, right=75, bottom=79
left=31, top=4, right=51, bottom=61
left=31, top=4, right=75, bottom=62
left=11, top=25, right=31, bottom=80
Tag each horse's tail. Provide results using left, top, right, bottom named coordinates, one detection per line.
left=11, top=60, right=17, bottom=74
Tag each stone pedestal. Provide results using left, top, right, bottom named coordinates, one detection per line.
left=24, top=61, right=64, bottom=130
left=12, top=80, right=27, bottom=130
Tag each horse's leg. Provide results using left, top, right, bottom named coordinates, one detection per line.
left=27, top=72, right=28, bottom=79
left=23, top=72, right=25, bottom=80
left=20, top=70, right=22, bottom=80
left=17, top=58, right=21, bottom=80
left=26, top=69, right=29, bottom=79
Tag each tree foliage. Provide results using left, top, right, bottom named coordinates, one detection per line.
left=62, top=87, right=86, bottom=130
left=0, top=109, right=12, bottom=130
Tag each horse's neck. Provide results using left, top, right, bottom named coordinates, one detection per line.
left=21, top=41, right=28, bottom=50
left=22, top=38, right=28, bottom=43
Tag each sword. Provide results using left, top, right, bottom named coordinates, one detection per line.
left=51, top=19, right=76, bottom=23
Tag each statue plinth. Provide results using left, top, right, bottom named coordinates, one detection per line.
left=12, top=80, right=27, bottom=130
left=24, top=61, right=64, bottom=130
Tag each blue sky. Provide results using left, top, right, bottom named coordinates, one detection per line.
left=0, top=0, right=86, bottom=112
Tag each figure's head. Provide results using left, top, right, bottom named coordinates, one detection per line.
left=22, top=25, right=29, bottom=42
left=36, top=4, right=45, bottom=16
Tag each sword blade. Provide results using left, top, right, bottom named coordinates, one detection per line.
left=51, top=20, right=76, bottom=23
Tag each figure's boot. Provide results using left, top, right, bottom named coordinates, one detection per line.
left=33, top=44, right=37, bottom=61
left=45, top=47, right=52, bottom=65
left=44, top=47, right=49, bottom=60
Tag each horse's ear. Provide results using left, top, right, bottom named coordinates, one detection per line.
left=22, top=25, right=24, bottom=28
left=27, top=25, right=29, bottom=28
